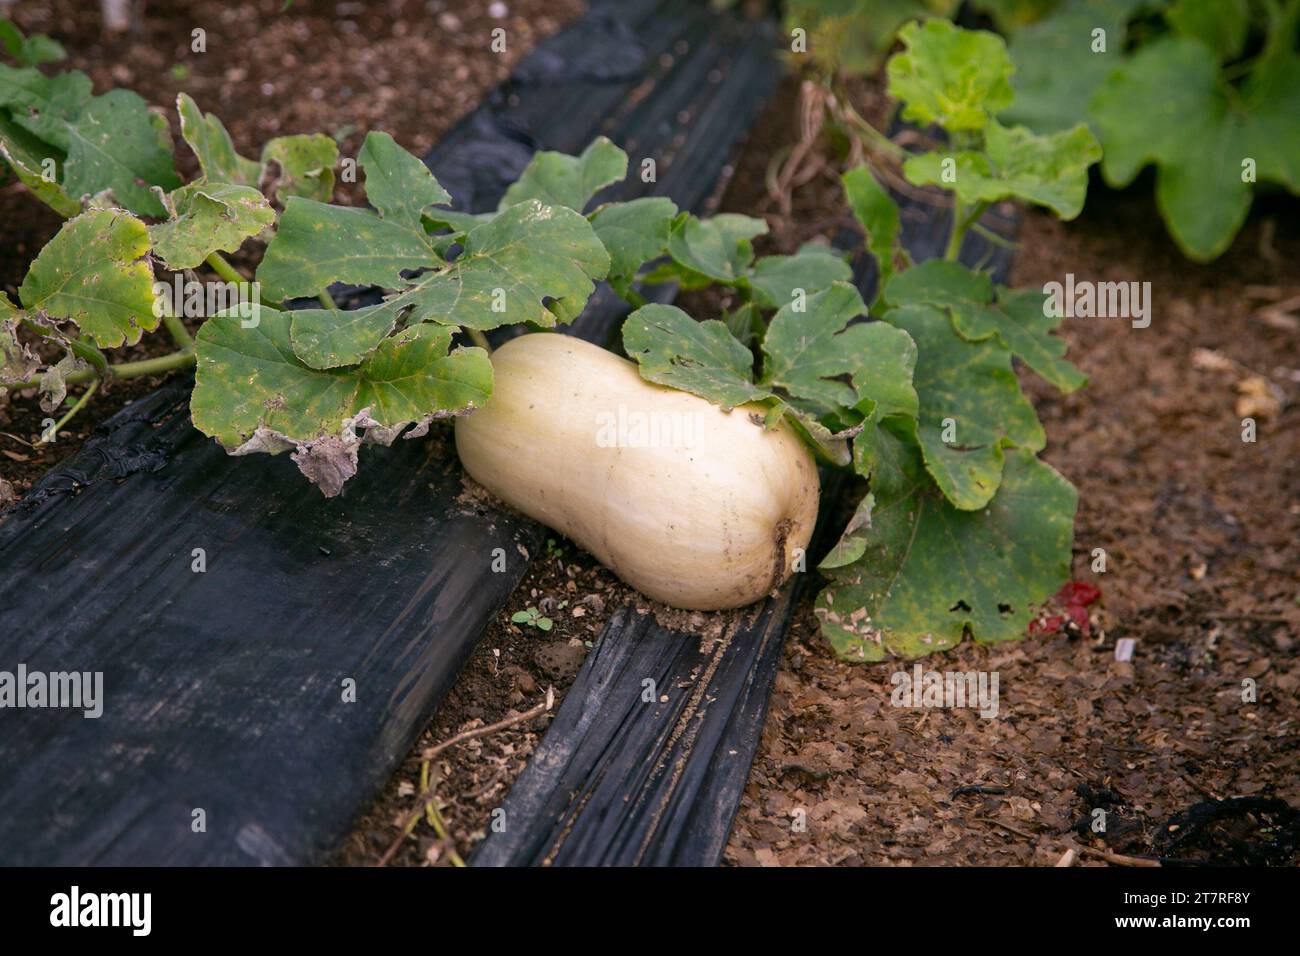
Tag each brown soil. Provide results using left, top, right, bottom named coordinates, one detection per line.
left=342, top=75, right=1299, bottom=867
left=0, top=0, right=582, bottom=497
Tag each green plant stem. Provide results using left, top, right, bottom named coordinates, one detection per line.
left=318, top=290, right=337, bottom=310
left=204, top=251, right=283, bottom=312
left=944, top=200, right=988, bottom=261
left=969, top=220, right=1018, bottom=251
left=161, top=311, right=195, bottom=351
left=204, top=251, right=246, bottom=285
left=466, top=328, right=492, bottom=353
left=8, top=348, right=197, bottom=392
left=110, top=349, right=198, bottom=378
left=67, top=336, right=110, bottom=378
left=35, top=378, right=99, bottom=447
left=944, top=200, right=967, bottom=260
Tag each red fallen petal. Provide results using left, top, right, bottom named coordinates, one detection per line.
left=1057, top=581, right=1101, bottom=607
left=1065, top=603, right=1091, bottom=635
left=1030, top=614, right=1066, bottom=636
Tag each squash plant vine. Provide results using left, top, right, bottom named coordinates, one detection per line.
left=1, top=15, right=1104, bottom=660
left=614, top=19, right=1102, bottom=660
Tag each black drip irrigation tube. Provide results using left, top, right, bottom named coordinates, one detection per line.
left=0, top=0, right=780, bottom=866
left=472, top=167, right=1019, bottom=867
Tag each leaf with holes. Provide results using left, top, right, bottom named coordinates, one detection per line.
left=408, top=199, right=609, bottom=331
left=257, top=130, right=449, bottom=300
left=149, top=183, right=275, bottom=271
left=290, top=198, right=608, bottom=368
left=816, top=419, right=1076, bottom=661
left=761, top=282, right=876, bottom=413
left=258, top=197, right=437, bottom=301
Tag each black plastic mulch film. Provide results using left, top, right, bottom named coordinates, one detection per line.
left=0, top=0, right=780, bottom=866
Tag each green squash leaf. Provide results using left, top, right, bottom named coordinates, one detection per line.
left=623, top=302, right=770, bottom=410
left=258, top=196, right=437, bottom=301
left=953, top=287, right=1087, bottom=393
left=501, top=136, right=627, bottom=212
left=7, top=71, right=179, bottom=215
left=842, top=165, right=903, bottom=304
left=1166, top=0, right=1249, bottom=63
left=817, top=419, right=1077, bottom=661
left=665, top=212, right=768, bottom=283
left=148, top=183, right=276, bottom=271
left=176, top=94, right=345, bottom=206
left=850, top=322, right=919, bottom=423
left=260, top=133, right=338, bottom=204
left=423, top=208, right=491, bottom=235
left=0, top=111, right=78, bottom=216
left=193, top=307, right=491, bottom=451
left=0, top=19, right=66, bottom=66
left=744, top=243, right=852, bottom=309
left=19, top=208, right=158, bottom=348
left=903, top=120, right=1101, bottom=220
left=413, top=198, right=609, bottom=330
left=818, top=492, right=876, bottom=570
left=1088, top=37, right=1300, bottom=260
left=885, top=302, right=1044, bottom=510
left=289, top=198, right=608, bottom=369
left=258, top=132, right=448, bottom=299
left=886, top=260, right=1084, bottom=393
left=761, top=281, right=874, bottom=412
left=847, top=322, right=921, bottom=479
left=1000, top=0, right=1146, bottom=132
left=356, top=130, right=451, bottom=227
left=885, top=258, right=991, bottom=312
left=589, top=196, right=678, bottom=281
left=176, top=92, right=262, bottom=186
left=886, top=18, right=1015, bottom=132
